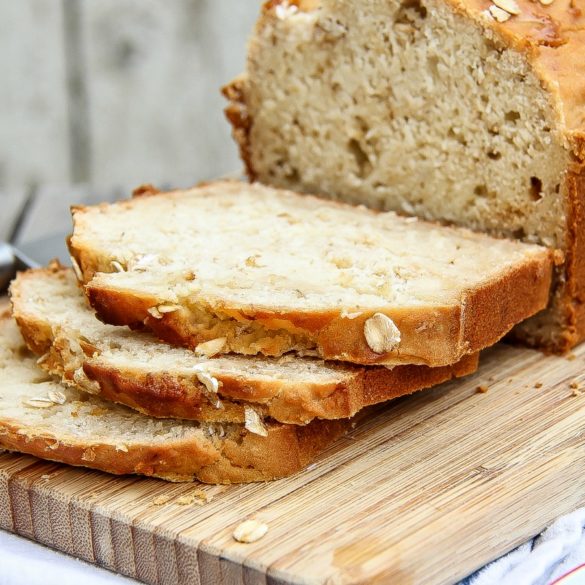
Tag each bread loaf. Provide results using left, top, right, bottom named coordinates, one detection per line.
left=223, top=0, right=585, bottom=352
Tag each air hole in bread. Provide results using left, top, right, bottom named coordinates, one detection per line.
left=505, top=111, right=521, bottom=123
left=530, top=177, right=543, bottom=202
left=513, top=227, right=527, bottom=239
left=395, top=0, right=428, bottom=23
left=448, top=128, right=468, bottom=147
left=474, top=185, right=488, bottom=198
left=348, top=139, right=372, bottom=178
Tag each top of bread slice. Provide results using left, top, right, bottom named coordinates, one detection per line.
left=10, top=264, right=478, bottom=425
left=69, top=180, right=553, bottom=367
left=0, top=311, right=347, bottom=483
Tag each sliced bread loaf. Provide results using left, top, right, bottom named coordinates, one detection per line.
left=223, top=0, right=585, bottom=353
left=69, top=181, right=553, bottom=367
left=10, top=264, right=478, bottom=425
left=0, top=311, right=347, bottom=483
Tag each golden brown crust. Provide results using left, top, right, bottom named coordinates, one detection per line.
left=12, top=265, right=479, bottom=424
left=559, top=163, right=585, bottom=349
left=461, top=252, right=553, bottom=349
left=67, top=182, right=553, bottom=365
left=80, top=255, right=551, bottom=367
left=196, top=417, right=348, bottom=484
left=0, top=310, right=350, bottom=484
left=82, top=350, right=478, bottom=425
left=0, top=421, right=219, bottom=482
left=81, top=362, right=251, bottom=423
left=0, top=417, right=348, bottom=484
left=221, top=76, right=257, bottom=182
left=514, top=161, right=585, bottom=352
left=355, top=352, right=478, bottom=411
left=132, top=184, right=162, bottom=198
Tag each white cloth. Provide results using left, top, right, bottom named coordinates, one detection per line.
left=463, top=508, right=585, bottom=585
left=0, top=531, right=138, bottom=585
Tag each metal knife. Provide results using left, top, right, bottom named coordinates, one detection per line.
left=0, top=233, right=70, bottom=294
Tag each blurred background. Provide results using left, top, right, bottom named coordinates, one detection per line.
left=0, top=0, right=261, bottom=254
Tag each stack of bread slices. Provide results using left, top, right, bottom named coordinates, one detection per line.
left=1, top=179, right=554, bottom=483
left=3, top=0, right=578, bottom=483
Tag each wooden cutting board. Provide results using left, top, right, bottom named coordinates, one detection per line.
left=2, top=339, right=585, bottom=585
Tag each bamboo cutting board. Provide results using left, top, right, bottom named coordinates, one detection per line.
left=2, top=340, right=585, bottom=585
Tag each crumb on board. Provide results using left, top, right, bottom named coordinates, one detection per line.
left=176, top=489, right=210, bottom=506
left=534, top=382, right=543, bottom=389
left=476, top=385, right=489, bottom=394
left=570, top=381, right=580, bottom=389
left=572, top=388, right=583, bottom=397
left=152, top=489, right=211, bottom=507
left=566, top=353, right=577, bottom=361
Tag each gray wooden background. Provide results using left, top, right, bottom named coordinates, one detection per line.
left=0, top=0, right=260, bottom=196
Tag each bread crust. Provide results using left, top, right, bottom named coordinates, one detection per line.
left=569, top=165, right=585, bottom=345
left=0, top=416, right=348, bottom=484
left=0, top=313, right=349, bottom=483
left=196, top=416, right=348, bottom=484
left=508, top=161, right=585, bottom=351
left=11, top=266, right=479, bottom=425
left=81, top=355, right=478, bottom=425
left=222, top=76, right=256, bottom=182
left=222, top=0, right=585, bottom=353
left=77, top=246, right=551, bottom=367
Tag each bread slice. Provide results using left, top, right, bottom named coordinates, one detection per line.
left=69, top=181, right=553, bottom=367
left=71, top=180, right=554, bottom=365
left=223, top=0, right=585, bottom=353
left=0, top=311, right=348, bottom=483
left=10, top=264, right=478, bottom=425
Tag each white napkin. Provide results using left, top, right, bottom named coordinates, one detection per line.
left=0, top=531, right=138, bottom=585
left=464, top=508, right=585, bottom=585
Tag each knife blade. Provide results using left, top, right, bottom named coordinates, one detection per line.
left=0, top=233, right=69, bottom=294
left=0, top=242, right=38, bottom=293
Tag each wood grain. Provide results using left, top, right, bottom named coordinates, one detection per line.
left=0, top=2, right=260, bottom=191
left=80, top=0, right=257, bottom=188
left=2, top=341, right=585, bottom=584
left=0, top=1, right=70, bottom=192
